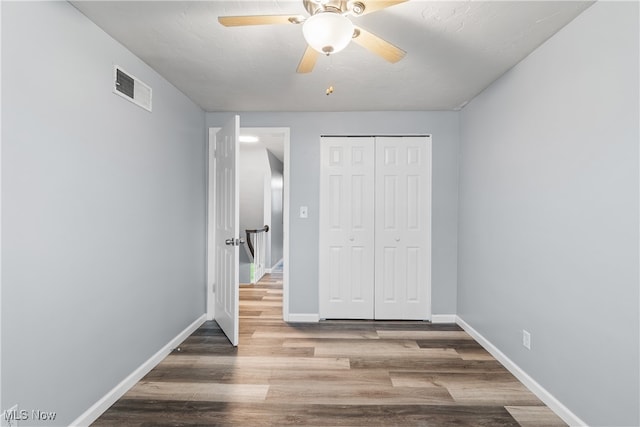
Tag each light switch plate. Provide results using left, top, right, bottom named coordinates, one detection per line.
left=299, top=206, right=308, bottom=218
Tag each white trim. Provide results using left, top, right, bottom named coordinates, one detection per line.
left=266, top=258, right=284, bottom=274
left=456, top=316, right=587, bottom=427
left=287, top=313, right=320, bottom=323
left=431, top=314, right=457, bottom=323
left=282, top=130, right=291, bottom=322
left=206, top=128, right=220, bottom=321
left=70, top=314, right=207, bottom=427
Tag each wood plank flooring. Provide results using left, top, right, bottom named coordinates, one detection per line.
left=93, top=271, right=566, bottom=426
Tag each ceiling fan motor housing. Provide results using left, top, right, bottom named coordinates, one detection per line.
left=304, top=0, right=365, bottom=16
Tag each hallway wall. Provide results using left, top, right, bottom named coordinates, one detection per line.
left=457, top=2, right=639, bottom=425
left=1, top=3, right=206, bottom=425
left=266, top=150, right=284, bottom=268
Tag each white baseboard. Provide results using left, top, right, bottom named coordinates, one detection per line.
left=266, top=258, right=284, bottom=274
left=70, top=314, right=207, bottom=427
left=431, top=314, right=457, bottom=323
left=287, top=313, right=320, bottom=323
left=456, top=316, right=587, bottom=427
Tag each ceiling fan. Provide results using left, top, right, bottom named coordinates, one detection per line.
left=218, top=0, right=407, bottom=73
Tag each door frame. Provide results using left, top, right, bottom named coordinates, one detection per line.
left=206, top=126, right=291, bottom=322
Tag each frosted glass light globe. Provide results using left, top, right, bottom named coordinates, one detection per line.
left=302, top=12, right=354, bottom=55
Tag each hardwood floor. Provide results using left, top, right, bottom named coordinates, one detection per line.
left=93, top=272, right=566, bottom=426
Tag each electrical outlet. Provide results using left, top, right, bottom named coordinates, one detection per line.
left=522, top=329, right=531, bottom=350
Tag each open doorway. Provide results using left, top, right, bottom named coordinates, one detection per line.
left=237, top=129, right=285, bottom=285
left=206, top=126, right=290, bottom=324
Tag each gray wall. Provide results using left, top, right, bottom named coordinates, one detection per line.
left=239, top=145, right=270, bottom=234
left=1, top=2, right=206, bottom=425
left=457, top=2, right=639, bottom=426
left=266, top=150, right=284, bottom=268
left=207, top=112, right=460, bottom=315
left=238, top=145, right=270, bottom=282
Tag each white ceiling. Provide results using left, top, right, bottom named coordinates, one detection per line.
left=72, top=1, right=593, bottom=112
left=241, top=127, right=287, bottom=162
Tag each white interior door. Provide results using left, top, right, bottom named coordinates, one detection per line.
left=375, top=136, right=432, bottom=319
left=319, top=137, right=375, bottom=319
left=214, top=115, right=240, bottom=345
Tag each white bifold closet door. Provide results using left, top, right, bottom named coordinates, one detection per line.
left=319, top=137, right=376, bottom=319
left=374, top=136, right=432, bottom=319
left=319, top=136, right=432, bottom=320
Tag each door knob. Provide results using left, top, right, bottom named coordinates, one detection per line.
left=225, top=238, right=245, bottom=246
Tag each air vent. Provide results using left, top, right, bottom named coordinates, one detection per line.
left=113, top=66, right=152, bottom=112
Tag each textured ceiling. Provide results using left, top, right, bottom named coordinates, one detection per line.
left=72, top=1, right=593, bottom=112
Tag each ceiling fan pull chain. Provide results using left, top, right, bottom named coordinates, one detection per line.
left=326, top=55, right=335, bottom=95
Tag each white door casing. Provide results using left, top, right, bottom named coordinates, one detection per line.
left=207, top=129, right=216, bottom=320
left=319, top=137, right=375, bottom=319
left=214, top=116, right=240, bottom=345
left=375, top=136, right=432, bottom=320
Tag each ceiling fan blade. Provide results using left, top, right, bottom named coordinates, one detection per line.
left=358, top=0, right=408, bottom=15
left=352, top=26, right=406, bottom=63
left=297, top=45, right=319, bottom=73
left=218, top=15, right=304, bottom=27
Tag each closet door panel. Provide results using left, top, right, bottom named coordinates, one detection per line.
left=375, top=136, right=432, bottom=320
left=382, top=247, right=399, bottom=302
left=320, top=137, right=375, bottom=319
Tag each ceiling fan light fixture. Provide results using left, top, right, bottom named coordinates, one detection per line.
left=239, top=135, right=260, bottom=143
left=302, top=12, right=354, bottom=55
